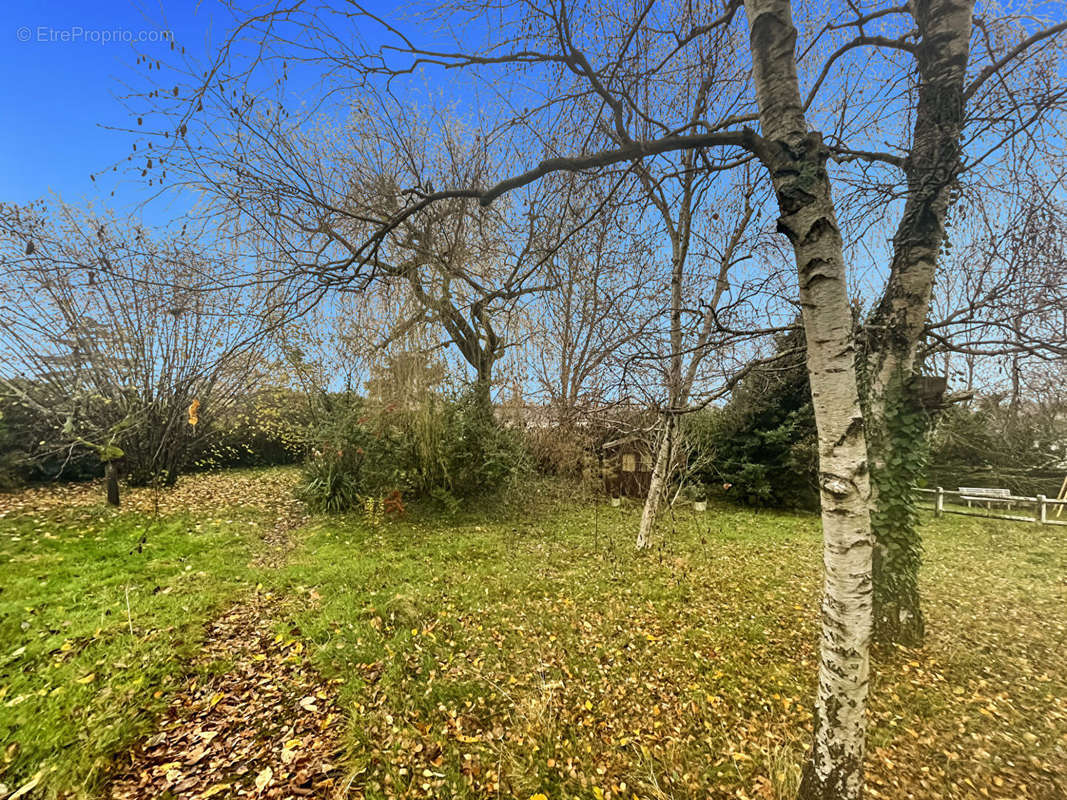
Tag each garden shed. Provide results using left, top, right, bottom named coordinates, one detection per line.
left=601, top=434, right=654, bottom=497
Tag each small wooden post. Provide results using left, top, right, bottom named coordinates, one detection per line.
left=105, top=461, right=120, bottom=507
left=935, top=487, right=944, bottom=518
left=1037, top=494, right=1047, bottom=525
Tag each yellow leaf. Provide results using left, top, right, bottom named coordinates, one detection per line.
left=254, top=766, right=273, bottom=792
left=76, top=673, right=96, bottom=684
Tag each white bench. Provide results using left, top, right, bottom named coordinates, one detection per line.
left=959, top=487, right=1013, bottom=509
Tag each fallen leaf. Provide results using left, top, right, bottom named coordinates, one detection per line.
left=254, top=766, right=273, bottom=792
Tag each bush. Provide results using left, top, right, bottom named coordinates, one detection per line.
left=297, top=453, right=362, bottom=513
left=686, top=328, right=819, bottom=509
left=0, top=393, right=101, bottom=485
left=192, top=388, right=310, bottom=470
left=926, top=398, right=1067, bottom=496
left=295, top=388, right=529, bottom=512
left=525, top=423, right=594, bottom=477
left=0, top=410, right=20, bottom=491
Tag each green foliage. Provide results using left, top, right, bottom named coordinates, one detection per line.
left=193, top=389, right=310, bottom=471
left=0, top=410, right=19, bottom=491
left=295, top=389, right=529, bottom=513
left=0, top=392, right=101, bottom=484
left=296, top=452, right=362, bottom=513
left=1, top=378, right=203, bottom=489
left=869, top=376, right=929, bottom=646
left=688, top=329, right=818, bottom=509
left=926, top=397, right=1067, bottom=496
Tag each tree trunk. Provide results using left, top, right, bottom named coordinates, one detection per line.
left=865, top=380, right=928, bottom=647
left=636, top=414, right=674, bottom=549
left=105, top=461, right=120, bottom=507
left=636, top=242, right=685, bottom=549
left=743, top=2, right=874, bottom=797
left=865, top=0, right=975, bottom=647
left=470, top=373, right=494, bottom=422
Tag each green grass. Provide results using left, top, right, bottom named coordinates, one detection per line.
left=2, top=474, right=1065, bottom=799
left=0, top=505, right=261, bottom=797
left=261, top=493, right=1066, bottom=800
left=264, top=496, right=818, bottom=799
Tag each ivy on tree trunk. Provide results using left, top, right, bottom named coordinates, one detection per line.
left=864, top=0, right=975, bottom=648
left=866, top=373, right=929, bottom=647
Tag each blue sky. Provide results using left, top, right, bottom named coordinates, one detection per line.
left=0, top=0, right=478, bottom=225
left=0, top=1, right=229, bottom=214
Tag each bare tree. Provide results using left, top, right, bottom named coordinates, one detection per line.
left=928, top=178, right=1067, bottom=389
left=0, top=201, right=264, bottom=497
left=631, top=163, right=767, bottom=548
left=528, top=197, right=653, bottom=422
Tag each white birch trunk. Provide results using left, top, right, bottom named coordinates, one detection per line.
left=633, top=192, right=751, bottom=549
left=636, top=415, right=674, bottom=549
left=743, top=1, right=874, bottom=796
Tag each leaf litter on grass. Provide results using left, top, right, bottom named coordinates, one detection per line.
left=108, top=590, right=345, bottom=799
left=0, top=469, right=303, bottom=520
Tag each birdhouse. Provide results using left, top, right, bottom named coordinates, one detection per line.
left=910, top=375, right=949, bottom=411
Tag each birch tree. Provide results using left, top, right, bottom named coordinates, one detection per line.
left=814, top=0, right=1067, bottom=645
left=740, top=4, right=874, bottom=793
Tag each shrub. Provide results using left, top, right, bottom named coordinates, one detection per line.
left=296, top=452, right=362, bottom=513
left=686, top=328, right=819, bottom=510
left=926, top=398, right=1067, bottom=496
left=0, top=409, right=20, bottom=491
left=0, top=392, right=100, bottom=485
left=295, top=388, right=529, bottom=512
left=525, top=423, right=594, bottom=477
left=192, top=388, right=310, bottom=470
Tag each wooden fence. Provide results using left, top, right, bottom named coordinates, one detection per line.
left=914, top=487, right=1067, bottom=527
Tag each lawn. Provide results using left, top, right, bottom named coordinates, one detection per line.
left=1, top=470, right=1064, bottom=799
